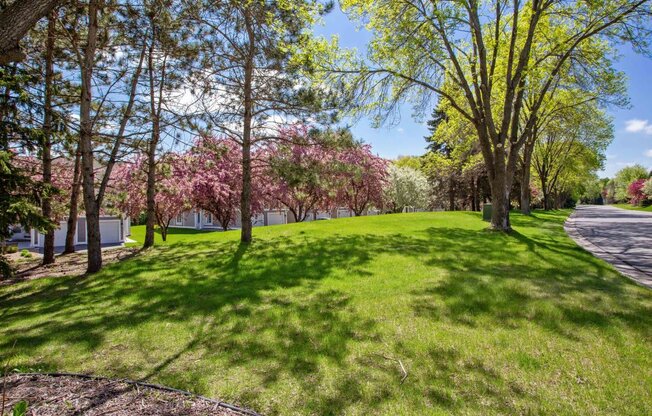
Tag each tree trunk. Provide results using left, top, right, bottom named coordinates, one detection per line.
left=143, top=133, right=157, bottom=248
left=63, top=145, right=81, bottom=254
left=0, top=0, right=63, bottom=64
left=79, top=0, right=101, bottom=273
left=448, top=176, right=455, bottom=211
left=520, top=144, right=533, bottom=215
left=240, top=10, right=254, bottom=244
left=489, top=157, right=511, bottom=231
left=143, top=19, right=162, bottom=249
left=41, top=12, right=56, bottom=265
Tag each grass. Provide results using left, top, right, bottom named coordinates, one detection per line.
left=612, top=203, right=652, bottom=212
left=126, top=225, right=217, bottom=246
left=1, top=211, right=651, bottom=415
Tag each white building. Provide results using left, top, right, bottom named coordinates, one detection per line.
left=30, top=216, right=131, bottom=249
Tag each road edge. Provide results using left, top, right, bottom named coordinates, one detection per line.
left=564, top=209, right=652, bottom=289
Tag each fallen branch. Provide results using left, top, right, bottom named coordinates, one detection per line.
left=374, top=353, right=408, bottom=384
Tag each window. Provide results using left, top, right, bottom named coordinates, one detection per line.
left=204, top=212, right=213, bottom=225
left=176, top=213, right=184, bottom=225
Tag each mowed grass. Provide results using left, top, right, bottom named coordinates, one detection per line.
left=612, top=203, right=652, bottom=212
left=1, top=211, right=651, bottom=415
left=126, top=224, right=217, bottom=246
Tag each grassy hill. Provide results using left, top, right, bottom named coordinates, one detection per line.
left=1, top=211, right=651, bottom=415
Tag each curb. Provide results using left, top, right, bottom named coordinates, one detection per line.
left=564, top=211, right=652, bottom=289
left=4, top=372, right=263, bottom=416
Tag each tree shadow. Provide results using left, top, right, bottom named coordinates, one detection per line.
left=1, top=211, right=651, bottom=414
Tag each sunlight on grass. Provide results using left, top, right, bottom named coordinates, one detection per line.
left=1, top=211, right=651, bottom=415
left=611, top=203, right=652, bottom=212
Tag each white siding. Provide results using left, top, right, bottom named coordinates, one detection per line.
left=99, top=220, right=121, bottom=244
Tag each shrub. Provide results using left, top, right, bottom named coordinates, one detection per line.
left=643, top=178, right=652, bottom=200
left=627, top=179, right=648, bottom=206
left=20, top=249, right=32, bottom=258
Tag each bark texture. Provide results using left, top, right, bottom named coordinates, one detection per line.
left=41, top=12, right=56, bottom=265
left=0, top=0, right=63, bottom=64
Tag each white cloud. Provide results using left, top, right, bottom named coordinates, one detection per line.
left=625, top=119, right=652, bottom=134
left=645, top=149, right=652, bottom=157
left=396, top=127, right=405, bottom=133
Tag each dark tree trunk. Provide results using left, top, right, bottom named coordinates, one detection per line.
left=41, top=12, right=55, bottom=265
left=0, top=0, right=63, bottom=64
left=63, top=145, right=81, bottom=254
left=240, top=10, right=254, bottom=244
left=79, top=0, right=101, bottom=273
left=520, top=143, right=533, bottom=215
left=489, top=155, right=512, bottom=231
left=143, top=133, right=157, bottom=248
left=143, top=20, right=164, bottom=249
left=448, top=176, right=455, bottom=211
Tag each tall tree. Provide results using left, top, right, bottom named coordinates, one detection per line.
left=190, top=0, right=333, bottom=243
left=141, top=0, right=191, bottom=248
left=72, top=0, right=147, bottom=272
left=531, top=102, right=612, bottom=209
left=40, top=11, right=57, bottom=265
left=327, top=0, right=651, bottom=230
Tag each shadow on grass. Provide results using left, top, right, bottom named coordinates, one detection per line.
left=1, top=211, right=650, bottom=414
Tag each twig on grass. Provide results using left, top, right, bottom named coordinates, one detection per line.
left=374, top=353, right=408, bottom=384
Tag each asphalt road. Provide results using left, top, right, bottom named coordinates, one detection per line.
left=567, top=204, right=652, bottom=288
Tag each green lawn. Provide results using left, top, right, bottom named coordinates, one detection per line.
left=1, top=211, right=651, bottom=415
left=126, top=224, right=218, bottom=246
left=612, top=203, right=652, bottom=212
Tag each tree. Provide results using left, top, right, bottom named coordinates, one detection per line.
left=140, top=0, right=194, bottom=248
left=112, top=153, right=191, bottom=241
left=190, top=0, right=332, bottom=243
left=613, top=164, right=649, bottom=202
left=423, top=100, right=487, bottom=211
left=73, top=0, right=148, bottom=272
left=334, top=143, right=388, bottom=216
left=643, top=178, right=652, bottom=200
left=0, top=66, right=54, bottom=277
left=531, top=104, right=612, bottom=209
left=263, top=128, right=339, bottom=222
left=0, top=0, right=63, bottom=64
left=627, top=179, right=648, bottom=206
left=384, top=164, right=429, bottom=213
left=328, top=0, right=650, bottom=230
left=187, top=136, right=243, bottom=231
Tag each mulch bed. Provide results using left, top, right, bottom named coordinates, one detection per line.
left=0, top=374, right=257, bottom=416
left=1, top=248, right=139, bottom=285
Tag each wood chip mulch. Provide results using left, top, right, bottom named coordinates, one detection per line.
left=0, top=374, right=255, bottom=416
left=1, top=248, right=139, bottom=285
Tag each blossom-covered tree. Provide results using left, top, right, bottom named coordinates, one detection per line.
left=384, top=164, right=429, bottom=213
left=334, top=144, right=388, bottom=216
left=13, top=155, right=81, bottom=229
left=627, top=179, right=648, bottom=206
left=112, top=153, right=190, bottom=242
left=187, top=137, right=243, bottom=231
left=263, top=127, right=337, bottom=222
left=643, top=178, right=652, bottom=201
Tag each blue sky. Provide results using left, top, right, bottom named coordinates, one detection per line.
left=316, top=7, right=652, bottom=178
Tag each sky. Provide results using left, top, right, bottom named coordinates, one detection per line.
left=315, top=6, right=652, bottom=178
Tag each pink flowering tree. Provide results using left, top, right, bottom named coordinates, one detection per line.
left=112, top=153, right=191, bottom=241
left=14, top=155, right=75, bottom=220
left=627, top=179, right=648, bottom=206
left=334, top=143, right=389, bottom=216
left=187, top=136, right=244, bottom=231
left=262, top=126, right=338, bottom=222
